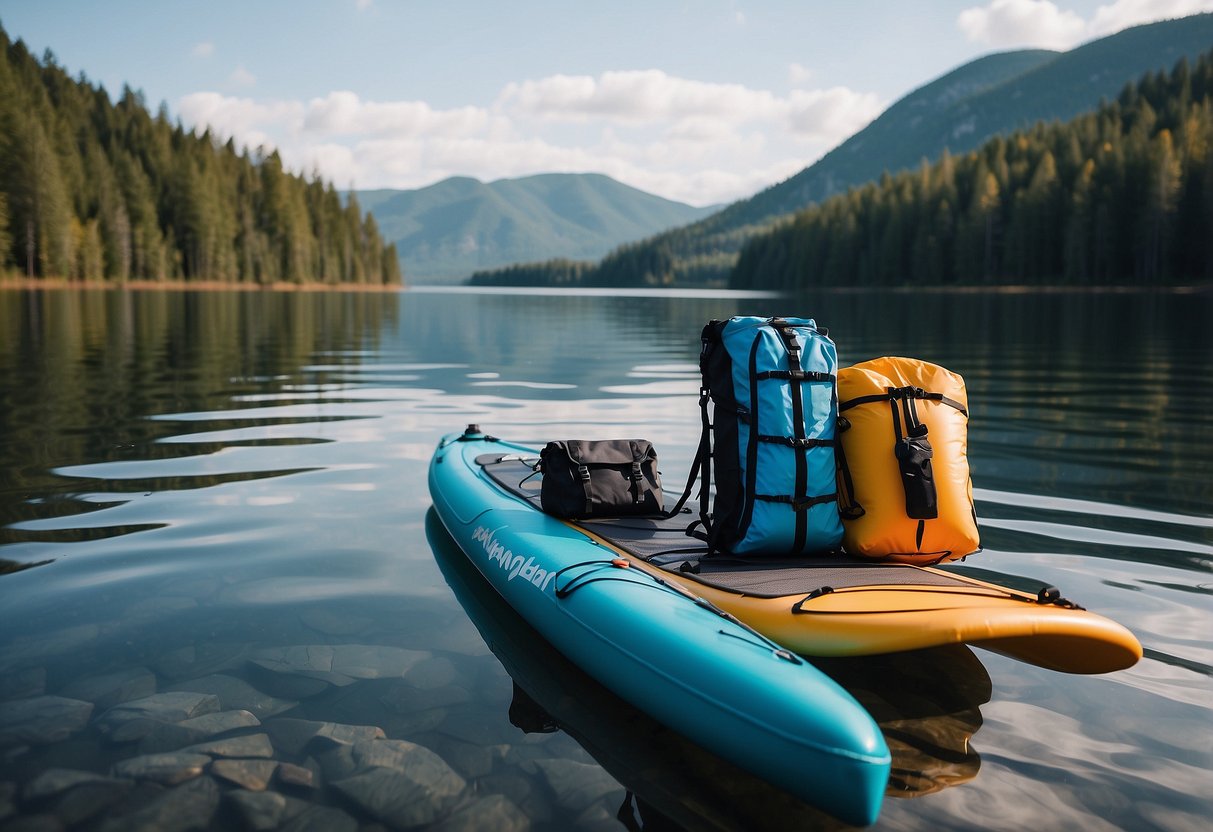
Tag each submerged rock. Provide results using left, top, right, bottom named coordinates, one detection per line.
left=275, top=762, right=318, bottom=790
left=47, top=776, right=135, bottom=826
left=155, top=643, right=254, bottom=681
left=0, top=625, right=100, bottom=665
left=380, top=682, right=473, bottom=714
left=98, top=775, right=219, bottom=832
left=127, top=722, right=207, bottom=756
left=250, top=644, right=428, bottom=684
left=263, top=718, right=384, bottom=755
left=419, top=733, right=496, bottom=780
left=167, top=674, right=296, bottom=719
left=299, top=608, right=372, bottom=636
left=0, top=696, right=94, bottom=745
left=0, top=667, right=46, bottom=701
left=210, top=759, right=278, bottom=791
left=112, top=752, right=211, bottom=785
left=178, top=709, right=261, bottom=735
left=404, top=656, right=460, bottom=690
left=136, top=710, right=261, bottom=755
left=533, top=759, right=621, bottom=814
left=278, top=803, right=358, bottom=832
left=314, top=744, right=359, bottom=781
left=331, top=761, right=466, bottom=830
left=60, top=667, right=157, bottom=711
left=23, top=769, right=115, bottom=801
left=243, top=668, right=333, bottom=700
left=436, top=712, right=518, bottom=747
left=248, top=645, right=351, bottom=685
left=96, top=692, right=221, bottom=737
left=182, top=733, right=273, bottom=759
left=348, top=738, right=460, bottom=776
left=476, top=772, right=551, bottom=824
left=432, top=794, right=530, bottom=832
left=226, top=789, right=286, bottom=830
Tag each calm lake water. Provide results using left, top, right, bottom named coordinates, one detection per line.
left=0, top=286, right=1210, bottom=831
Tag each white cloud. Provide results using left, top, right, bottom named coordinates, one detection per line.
left=788, top=62, right=814, bottom=87
left=178, top=92, right=303, bottom=139
left=957, top=0, right=1085, bottom=49
left=498, top=70, right=784, bottom=124
left=302, top=91, right=489, bottom=137
left=1088, top=0, right=1213, bottom=37
left=786, top=87, right=883, bottom=142
left=191, top=41, right=214, bottom=58
left=175, top=68, right=887, bottom=206
left=958, top=0, right=1213, bottom=49
left=229, top=66, right=256, bottom=87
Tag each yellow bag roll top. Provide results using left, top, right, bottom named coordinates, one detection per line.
left=837, top=357, right=979, bottom=563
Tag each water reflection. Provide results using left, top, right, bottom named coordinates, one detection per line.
left=0, top=289, right=396, bottom=551
left=0, top=286, right=1209, bottom=831
left=428, top=510, right=991, bottom=829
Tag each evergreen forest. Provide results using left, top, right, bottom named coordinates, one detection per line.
left=0, top=27, right=401, bottom=286
left=731, top=51, right=1213, bottom=290
left=474, top=49, right=1213, bottom=290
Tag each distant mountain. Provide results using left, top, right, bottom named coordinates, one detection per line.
left=480, top=12, right=1213, bottom=287
left=732, top=12, right=1213, bottom=228
left=356, top=174, right=717, bottom=282
left=731, top=47, right=1213, bottom=289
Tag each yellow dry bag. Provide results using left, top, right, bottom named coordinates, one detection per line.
left=837, top=357, right=979, bottom=563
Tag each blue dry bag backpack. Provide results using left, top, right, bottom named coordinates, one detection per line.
left=690, top=316, right=845, bottom=556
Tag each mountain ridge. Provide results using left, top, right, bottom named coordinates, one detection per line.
left=471, top=12, right=1213, bottom=287
left=358, top=173, right=718, bottom=283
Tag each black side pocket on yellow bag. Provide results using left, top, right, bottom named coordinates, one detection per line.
left=894, top=432, right=937, bottom=519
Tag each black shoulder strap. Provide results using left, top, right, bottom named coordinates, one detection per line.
left=662, top=387, right=711, bottom=520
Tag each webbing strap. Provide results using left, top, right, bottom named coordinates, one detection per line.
left=756, top=370, right=834, bottom=383
left=757, top=435, right=833, bottom=449
left=736, top=336, right=764, bottom=548
left=662, top=389, right=710, bottom=522
left=770, top=320, right=810, bottom=553
left=628, top=442, right=645, bottom=506
left=755, top=492, right=839, bottom=511
left=839, top=387, right=967, bottom=416
left=576, top=462, right=593, bottom=517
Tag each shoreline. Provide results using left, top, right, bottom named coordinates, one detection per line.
left=0, top=278, right=406, bottom=293
left=1, top=277, right=1207, bottom=295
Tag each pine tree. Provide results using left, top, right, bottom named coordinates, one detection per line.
left=730, top=49, right=1213, bottom=289
left=0, top=26, right=401, bottom=286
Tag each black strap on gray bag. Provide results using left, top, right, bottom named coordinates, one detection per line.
left=538, top=439, right=664, bottom=519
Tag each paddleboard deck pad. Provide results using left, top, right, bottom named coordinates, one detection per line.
left=477, top=449, right=1142, bottom=675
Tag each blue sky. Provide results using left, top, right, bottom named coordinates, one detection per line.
left=2, top=0, right=1210, bottom=205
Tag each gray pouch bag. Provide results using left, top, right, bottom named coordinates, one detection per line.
left=538, top=439, right=663, bottom=519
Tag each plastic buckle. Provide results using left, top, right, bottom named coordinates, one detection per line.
left=577, top=465, right=591, bottom=482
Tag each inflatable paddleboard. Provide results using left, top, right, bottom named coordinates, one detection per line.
left=472, top=435, right=1142, bottom=675
left=429, top=427, right=891, bottom=826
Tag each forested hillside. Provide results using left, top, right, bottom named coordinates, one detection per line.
left=469, top=13, right=1213, bottom=288
left=0, top=27, right=401, bottom=285
left=731, top=51, right=1213, bottom=289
